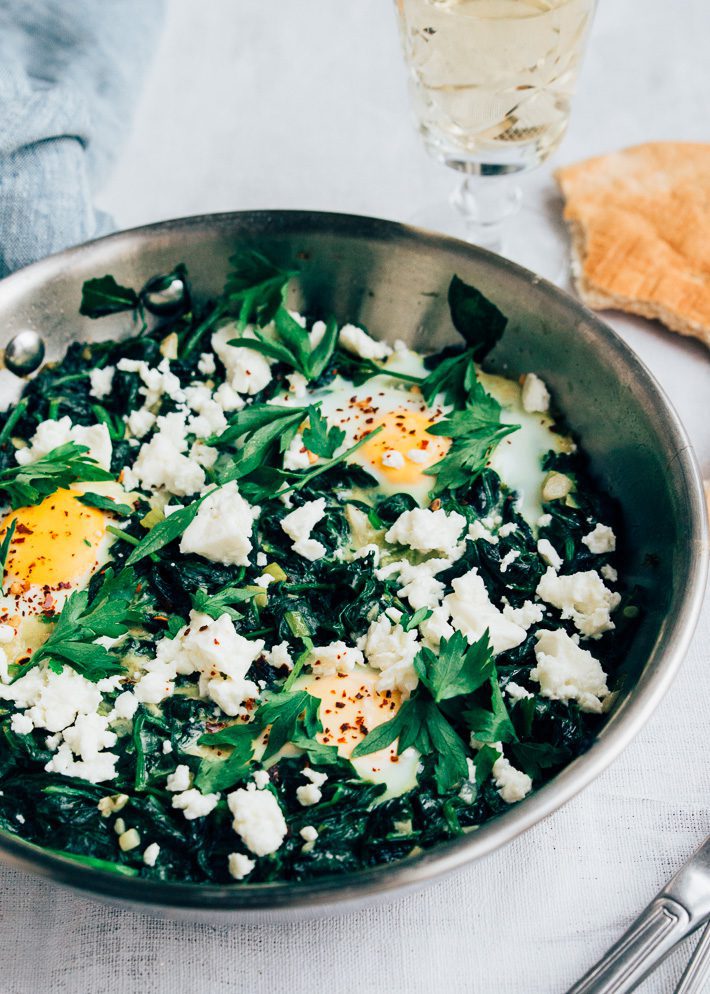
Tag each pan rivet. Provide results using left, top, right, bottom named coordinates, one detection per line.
left=3, top=330, right=45, bottom=377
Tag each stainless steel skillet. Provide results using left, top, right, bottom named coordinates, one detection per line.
left=0, top=210, right=706, bottom=922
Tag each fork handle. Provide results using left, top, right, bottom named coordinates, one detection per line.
left=566, top=896, right=697, bottom=994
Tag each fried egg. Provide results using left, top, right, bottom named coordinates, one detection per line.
left=0, top=483, right=129, bottom=668
left=297, top=666, right=419, bottom=799
left=480, top=371, right=575, bottom=525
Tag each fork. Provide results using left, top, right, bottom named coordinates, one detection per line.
left=567, top=836, right=710, bottom=993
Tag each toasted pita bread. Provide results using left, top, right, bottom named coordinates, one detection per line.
left=555, top=143, right=710, bottom=347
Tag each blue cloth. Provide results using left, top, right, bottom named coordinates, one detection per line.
left=0, top=0, right=163, bottom=278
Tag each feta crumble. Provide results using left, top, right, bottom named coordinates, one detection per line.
left=89, top=365, right=114, bottom=400
left=338, top=324, right=392, bottom=360
left=15, top=417, right=112, bottom=471
left=180, top=481, right=260, bottom=567
left=385, top=507, right=466, bottom=555
left=227, top=784, right=287, bottom=856
left=532, top=629, right=609, bottom=713
left=582, top=523, right=617, bottom=554
left=521, top=373, right=550, bottom=413
left=211, top=324, right=273, bottom=395
left=280, top=498, right=327, bottom=561
left=171, top=788, right=219, bottom=820
left=307, top=641, right=364, bottom=676
left=537, top=538, right=562, bottom=570
left=362, top=615, right=420, bottom=697
left=536, top=567, right=621, bottom=638
left=228, top=852, right=256, bottom=880
left=444, top=569, right=526, bottom=654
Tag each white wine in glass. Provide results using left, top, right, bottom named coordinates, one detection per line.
left=394, top=0, right=597, bottom=274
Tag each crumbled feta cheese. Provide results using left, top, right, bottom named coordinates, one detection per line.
left=308, top=319, right=326, bottom=348
left=537, top=513, right=552, bottom=528
left=197, top=352, right=216, bottom=376
left=307, top=641, right=364, bottom=676
left=582, top=523, right=617, bottom=554
left=45, top=741, right=118, bottom=783
left=338, top=324, right=392, bottom=360
left=499, top=549, right=520, bottom=574
left=171, top=788, right=219, bottom=820
left=300, top=825, right=318, bottom=843
left=444, top=569, right=526, bottom=654
left=129, top=412, right=205, bottom=496
left=419, top=605, right=454, bottom=649
left=183, top=383, right=228, bottom=439
left=190, top=441, right=219, bottom=469
left=252, top=770, right=270, bottom=790
left=362, top=615, right=419, bottom=697
left=377, top=556, right=454, bottom=611
left=118, top=828, right=141, bottom=852
left=353, top=543, right=380, bottom=566
left=492, top=754, right=533, bottom=803
left=112, top=691, right=138, bottom=720
left=536, top=567, right=621, bottom=638
left=502, top=600, right=545, bottom=631
left=162, top=739, right=173, bottom=754
left=227, top=783, right=287, bottom=855
left=143, top=842, right=160, bottom=866
left=537, top=538, right=562, bottom=570
left=254, top=574, right=274, bottom=589
left=124, top=408, right=156, bottom=440
left=89, top=365, right=114, bottom=400
left=134, top=610, right=263, bottom=714
left=385, top=507, right=466, bottom=555
left=62, top=712, right=117, bottom=763
left=10, top=712, right=33, bottom=735
left=117, top=357, right=185, bottom=407
left=0, top=667, right=103, bottom=733
left=521, top=373, right=550, bottom=414
left=498, top=522, right=517, bottom=538
left=601, top=564, right=618, bottom=583
left=280, top=498, right=327, bottom=561
left=228, top=852, right=256, bottom=880
left=406, top=448, right=429, bottom=464
left=381, top=449, right=405, bottom=469
left=166, top=764, right=192, bottom=792
left=296, top=767, right=328, bottom=806
left=213, top=381, right=244, bottom=412
left=211, top=324, right=273, bottom=395
left=265, top=642, right=294, bottom=671
left=532, top=629, right=609, bottom=713
left=256, top=552, right=268, bottom=567
left=180, top=481, right=260, bottom=566
left=506, top=681, right=533, bottom=701
left=283, top=433, right=311, bottom=471
left=15, top=417, right=112, bottom=470
left=286, top=372, right=308, bottom=397
left=468, top=519, right=499, bottom=545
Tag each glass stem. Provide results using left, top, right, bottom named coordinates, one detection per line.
left=450, top=175, right=523, bottom=253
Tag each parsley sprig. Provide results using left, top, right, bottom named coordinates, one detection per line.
left=351, top=630, right=496, bottom=793
left=15, top=568, right=138, bottom=683
left=0, top=442, right=114, bottom=509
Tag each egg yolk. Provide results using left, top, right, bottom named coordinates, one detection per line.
left=355, top=407, right=451, bottom=483
left=0, top=488, right=107, bottom=589
left=306, top=670, right=404, bottom=769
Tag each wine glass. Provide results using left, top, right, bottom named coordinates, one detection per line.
left=394, top=0, right=597, bottom=278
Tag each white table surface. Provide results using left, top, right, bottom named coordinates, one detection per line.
left=2, top=3, right=709, bottom=993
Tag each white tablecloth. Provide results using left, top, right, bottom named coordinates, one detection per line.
left=1, top=3, right=708, bottom=992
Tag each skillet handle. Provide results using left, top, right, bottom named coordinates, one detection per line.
left=566, top=837, right=710, bottom=994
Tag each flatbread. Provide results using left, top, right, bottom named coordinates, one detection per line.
left=555, top=143, right=710, bottom=347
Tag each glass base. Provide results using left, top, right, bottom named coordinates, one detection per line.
left=408, top=189, right=569, bottom=286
